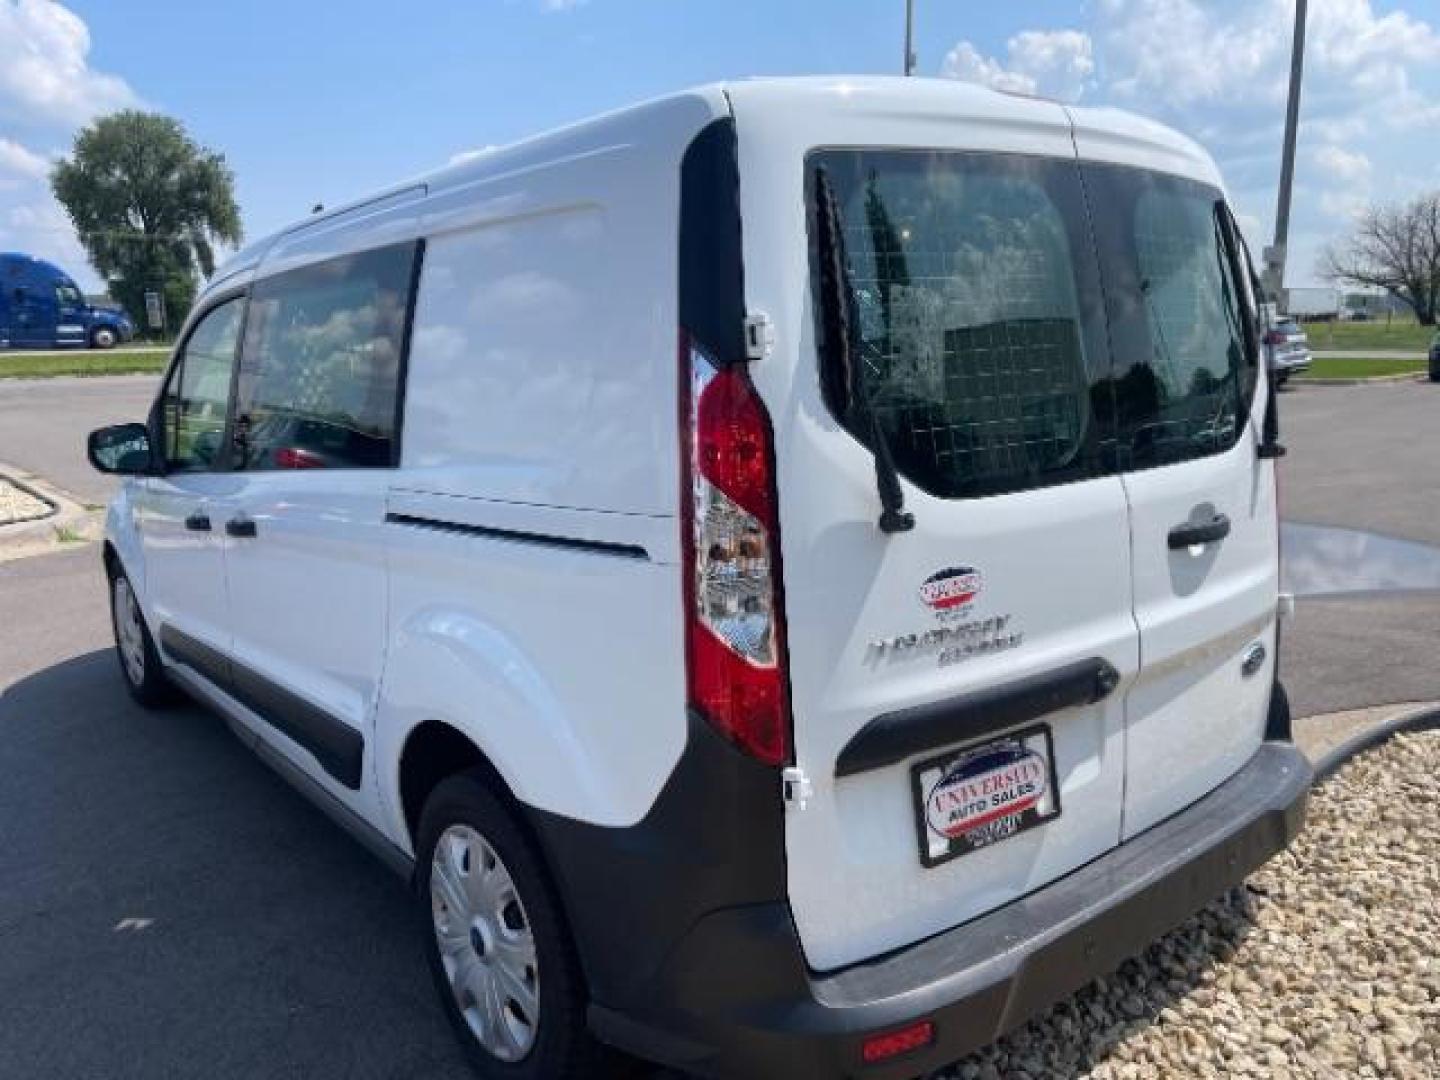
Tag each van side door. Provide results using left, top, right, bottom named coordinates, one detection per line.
left=138, top=295, right=247, bottom=676
left=1080, top=162, right=1277, bottom=840
left=218, top=241, right=421, bottom=805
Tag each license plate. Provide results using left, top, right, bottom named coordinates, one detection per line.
left=911, top=724, right=1061, bottom=868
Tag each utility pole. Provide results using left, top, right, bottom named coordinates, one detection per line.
left=904, top=0, right=917, bottom=75
left=1264, top=0, right=1308, bottom=304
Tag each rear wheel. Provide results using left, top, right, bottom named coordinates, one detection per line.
left=416, top=773, right=606, bottom=1079
left=91, top=326, right=117, bottom=350
left=108, top=570, right=175, bottom=707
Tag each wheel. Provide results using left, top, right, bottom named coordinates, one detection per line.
left=108, top=569, right=175, bottom=707
left=91, top=326, right=117, bottom=349
left=416, top=773, right=606, bottom=1079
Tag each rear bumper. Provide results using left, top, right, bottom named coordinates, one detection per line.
left=591, top=740, right=1312, bottom=1079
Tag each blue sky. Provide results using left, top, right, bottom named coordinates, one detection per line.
left=3, top=0, right=1439, bottom=292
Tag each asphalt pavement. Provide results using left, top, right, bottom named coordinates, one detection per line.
left=0, top=374, right=1435, bottom=1077
left=0, top=375, right=158, bottom=505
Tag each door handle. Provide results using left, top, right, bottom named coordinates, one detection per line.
left=184, top=512, right=212, bottom=532
left=225, top=516, right=258, bottom=539
left=1168, top=512, right=1231, bottom=549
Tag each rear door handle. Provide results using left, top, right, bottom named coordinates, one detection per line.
left=1168, top=513, right=1231, bottom=549
left=225, top=516, right=257, bottom=539
left=184, top=512, right=211, bottom=532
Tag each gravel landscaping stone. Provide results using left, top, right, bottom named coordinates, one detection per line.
left=936, top=731, right=1440, bottom=1080
left=0, top=475, right=51, bottom=525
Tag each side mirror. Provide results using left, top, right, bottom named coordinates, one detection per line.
left=88, top=423, right=155, bottom=475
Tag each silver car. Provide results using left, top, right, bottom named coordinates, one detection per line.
left=1265, top=318, right=1312, bottom=385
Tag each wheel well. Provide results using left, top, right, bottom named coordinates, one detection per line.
left=398, top=720, right=512, bottom=842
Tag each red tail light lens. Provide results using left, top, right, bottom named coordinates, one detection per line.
left=1263, top=329, right=1284, bottom=346
left=681, top=337, right=790, bottom=766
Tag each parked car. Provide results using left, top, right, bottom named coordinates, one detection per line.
left=1430, top=331, right=1440, bottom=382
left=85, top=78, right=1309, bottom=1080
left=0, top=252, right=133, bottom=348
left=1265, top=317, right=1311, bottom=385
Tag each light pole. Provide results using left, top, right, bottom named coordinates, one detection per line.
left=1264, top=0, right=1308, bottom=304
left=904, top=0, right=916, bottom=75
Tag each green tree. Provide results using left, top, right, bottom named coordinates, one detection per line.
left=51, top=111, right=242, bottom=333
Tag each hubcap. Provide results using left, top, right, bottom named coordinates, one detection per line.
left=113, top=577, right=145, bottom=687
left=430, top=825, right=540, bottom=1061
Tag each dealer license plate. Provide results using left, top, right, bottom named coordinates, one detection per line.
left=911, top=724, right=1062, bottom=868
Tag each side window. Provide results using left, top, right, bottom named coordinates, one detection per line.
left=160, top=298, right=245, bottom=471
left=56, top=282, right=84, bottom=307
left=234, top=242, right=418, bottom=471
left=1086, top=165, right=1255, bottom=468
left=808, top=149, right=1113, bottom=500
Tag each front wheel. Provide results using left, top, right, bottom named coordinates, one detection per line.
left=109, top=570, right=175, bottom=707
left=91, top=326, right=117, bottom=350
left=416, top=773, right=607, bottom=1079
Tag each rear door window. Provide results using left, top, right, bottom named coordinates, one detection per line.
left=1082, top=165, right=1258, bottom=469
left=234, top=242, right=419, bottom=471
left=808, top=149, right=1115, bottom=500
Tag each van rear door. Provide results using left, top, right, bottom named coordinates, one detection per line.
left=1076, top=156, right=1277, bottom=839
left=739, top=116, right=1140, bottom=971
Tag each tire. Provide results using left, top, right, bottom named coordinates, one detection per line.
left=108, top=568, right=175, bottom=707
left=91, top=327, right=117, bottom=350
left=415, top=773, right=608, bottom=1080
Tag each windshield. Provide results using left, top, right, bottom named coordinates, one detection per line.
left=807, top=149, right=1258, bottom=497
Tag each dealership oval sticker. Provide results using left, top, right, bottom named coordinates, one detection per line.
left=919, top=567, right=983, bottom=613
left=925, top=743, right=1048, bottom=841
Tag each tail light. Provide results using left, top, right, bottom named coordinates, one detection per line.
left=1263, top=329, right=1285, bottom=346
left=680, top=335, right=791, bottom=766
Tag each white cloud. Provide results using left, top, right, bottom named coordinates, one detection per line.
left=0, top=138, right=49, bottom=186
left=942, top=30, right=1094, bottom=103
left=0, top=1, right=139, bottom=291
left=1313, top=144, right=1371, bottom=184
left=939, top=1, right=1440, bottom=286
left=0, top=0, right=138, bottom=129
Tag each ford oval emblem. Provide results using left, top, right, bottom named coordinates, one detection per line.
left=919, top=567, right=983, bottom=612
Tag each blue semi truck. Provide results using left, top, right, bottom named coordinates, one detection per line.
left=0, top=252, right=134, bottom=349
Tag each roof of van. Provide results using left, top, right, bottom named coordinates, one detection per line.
left=209, top=76, right=1220, bottom=286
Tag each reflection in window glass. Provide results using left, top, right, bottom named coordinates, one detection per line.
left=236, top=243, right=416, bottom=471
left=163, top=298, right=244, bottom=470
left=1084, top=165, right=1255, bottom=468
left=808, top=149, right=1112, bottom=500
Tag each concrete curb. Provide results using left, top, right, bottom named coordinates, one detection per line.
left=1290, top=373, right=1428, bottom=388
left=0, top=462, right=102, bottom=561
left=0, top=470, right=57, bottom=526
left=1311, top=702, right=1440, bottom=783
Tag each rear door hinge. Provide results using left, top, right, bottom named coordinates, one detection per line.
left=744, top=311, right=774, bottom=362
left=782, top=766, right=813, bottom=810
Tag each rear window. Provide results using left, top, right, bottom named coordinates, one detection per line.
left=808, top=149, right=1113, bottom=500
left=807, top=151, right=1259, bottom=499
left=1082, top=164, right=1258, bottom=470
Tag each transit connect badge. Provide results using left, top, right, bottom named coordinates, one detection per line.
left=919, top=567, right=983, bottom=613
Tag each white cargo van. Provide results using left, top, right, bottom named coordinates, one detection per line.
left=88, top=78, right=1310, bottom=1079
